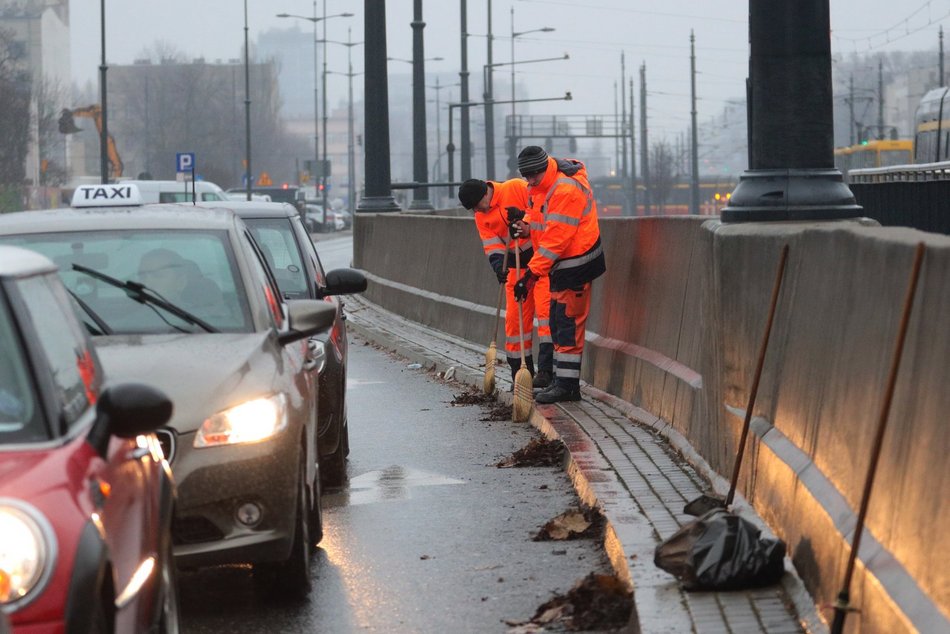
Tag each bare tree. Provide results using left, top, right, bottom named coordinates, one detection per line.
left=33, top=76, right=68, bottom=185
left=649, top=141, right=675, bottom=213
left=107, top=50, right=309, bottom=187
left=0, top=26, right=30, bottom=209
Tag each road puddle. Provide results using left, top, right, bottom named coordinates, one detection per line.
left=325, top=465, right=466, bottom=507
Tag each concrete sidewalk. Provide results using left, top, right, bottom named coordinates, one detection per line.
left=345, top=295, right=823, bottom=634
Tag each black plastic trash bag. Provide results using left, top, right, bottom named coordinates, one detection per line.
left=653, top=508, right=786, bottom=591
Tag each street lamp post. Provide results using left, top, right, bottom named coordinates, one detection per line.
left=429, top=79, right=460, bottom=205
left=390, top=53, right=444, bottom=209
left=99, top=0, right=109, bottom=184
left=509, top=9, right=555, bottom=174
left=324, top=32, right=364, bottom=215
left=243, top=0, right=252, bottom=200
left=276, top=6, right=352, bottom=222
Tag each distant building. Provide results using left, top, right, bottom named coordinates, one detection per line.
left=0, top=0, right=70, bottom=189
left=103, top=57, right=282, bottom=186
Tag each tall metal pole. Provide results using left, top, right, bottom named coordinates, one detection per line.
left=459, top=0, right=471, bottom=180
left=484, top=0, right=495, bottom=179
left=322, top=2, right=330, bottom=217
left=689, top=30, right=700, bottom=215
left=509, top=7, right=516, bottom=174
left=358, top=0, right=399, bottom=213
left=613, top=82, right=619, bottom=175
left=722, top=0, right=860, bottom=222
left=629, top=77, right=637, bottom=214
left=312, top=2, right=322, bottom=217
left=99, top=0, right=109, bottom=184
left=347, top=28, right=356, bottom=215
left=620, top=52, right=629, bottom=216
left=639, top=62, right=649, bottom=215
left=849, top=75, right=856, bottom=145
left=409, top=0, right=434, bottom=209
left=877, top=59, right=884, bottom=139
left=243, top=0, right=252, bottom=201
left=940, top=26, right=945, bottom=87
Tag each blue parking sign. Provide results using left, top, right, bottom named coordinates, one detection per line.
left=176, top=153, right=195, bottom=173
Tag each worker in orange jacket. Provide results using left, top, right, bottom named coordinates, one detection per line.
left=511, top=146, right=606, bottom=403
left=458, top=178, right=553, bottom=386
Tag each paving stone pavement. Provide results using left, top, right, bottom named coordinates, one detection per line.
left=345, top=295, right=823, bottom=634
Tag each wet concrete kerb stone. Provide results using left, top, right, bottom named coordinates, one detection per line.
left=346, top=295, right=818, bottom=633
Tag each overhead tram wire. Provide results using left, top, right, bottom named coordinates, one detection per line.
left=513, top=0, right=745, bottom=25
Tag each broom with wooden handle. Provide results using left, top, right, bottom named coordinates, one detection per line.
left=512, top=246, right=534, bottom=421
left=483, top=248, right=510, bottom=394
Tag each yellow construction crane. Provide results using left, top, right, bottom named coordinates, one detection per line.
left=58, top=105, right=124, bottom=178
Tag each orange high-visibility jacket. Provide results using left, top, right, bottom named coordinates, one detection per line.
left=474, top=179, right=533, bottom=276
left=526, top=157, right=606, bottom=290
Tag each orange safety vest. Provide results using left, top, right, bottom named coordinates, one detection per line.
left=526, top=157, right=606, bottom=291
left=474, top=179, right=533, bottom=273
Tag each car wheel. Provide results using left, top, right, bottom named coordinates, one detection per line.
left=321, top=382, right=349, bottom=487
left=308, top=466, right=324, bottom=548
left=274, top=460, right=312, bottom=599
left=157, top=538, right=181, bottom=633
left=321, top=420, right=348, bottom=487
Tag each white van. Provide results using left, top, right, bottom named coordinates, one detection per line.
left=120, top=180, right=229, bottom=203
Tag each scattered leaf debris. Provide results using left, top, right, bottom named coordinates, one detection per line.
left=508, top=573, right=633, bottom=632
left=533, top=507, right=605, bottom=541
left=496, top=437, right=565, bottom=468
left=451, top=386, right=497, bottom=406
left=481, top=403, right=513, bottom=421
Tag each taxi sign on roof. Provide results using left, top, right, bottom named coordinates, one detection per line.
left=71, top=183, right=143, bottom=208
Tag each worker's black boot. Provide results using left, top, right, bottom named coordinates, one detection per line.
left=535, top=381, right=581, bottom=404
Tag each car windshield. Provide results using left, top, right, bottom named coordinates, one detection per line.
left=243, top=218, right=310, bottom=299
left=0, top=296, right=43, bottom=443
left=0, top=230, right=253, bottom=335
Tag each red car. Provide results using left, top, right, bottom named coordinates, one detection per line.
left=0, top=246, right=178, bottom=632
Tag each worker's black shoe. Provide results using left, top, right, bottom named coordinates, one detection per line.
left=535, top=384, right=581, bottom=404
left=532, top=369, right=553, bottom=389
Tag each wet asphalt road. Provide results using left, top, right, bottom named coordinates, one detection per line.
left=178, top=334, right=611, bottom=633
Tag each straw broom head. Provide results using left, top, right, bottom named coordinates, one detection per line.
left=483, top=354, right=496, bottom=394
left=512, top=366, right=533, bottom=421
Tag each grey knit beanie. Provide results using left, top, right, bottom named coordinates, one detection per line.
left=518, top=146, right=549, bottom=176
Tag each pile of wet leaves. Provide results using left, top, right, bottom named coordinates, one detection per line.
left=496, top=437, right=565, bottom=468
left=481, top=402, right=513, bottom=421
left=451, top=386, right=497, bottom=406
left=507, top=573, right=633, bottom=632
left=533, top=506, right=606, bottom=541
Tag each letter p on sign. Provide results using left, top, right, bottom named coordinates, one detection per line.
left=176, top=152, right=195, bottom=173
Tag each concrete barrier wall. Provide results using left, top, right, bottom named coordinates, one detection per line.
left=353, top=211, right=950, bottom=632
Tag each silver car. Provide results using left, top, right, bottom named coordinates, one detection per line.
left=0, top=204, right=336, bottom=599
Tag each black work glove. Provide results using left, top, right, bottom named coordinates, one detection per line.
left=513, top=270, right=536, bottom=302
left=506, top=206, right=526, bottom=239
left=506, top=206, right=526, bottom=223
left=490, top=255, right=507, bottom=284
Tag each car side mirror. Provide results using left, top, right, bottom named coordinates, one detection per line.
left=87, top=383, right=173, bottom=457
left=278, top=299, right=337, bottom=345
left=323, top=268, right=367, bottom=296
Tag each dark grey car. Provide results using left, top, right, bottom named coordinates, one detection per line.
left=197, top=200, right=367, bottom=486
left=0, top=205, right=337, bottom=599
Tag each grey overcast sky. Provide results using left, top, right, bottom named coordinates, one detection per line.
left=69, top=0, right=948, bottom=140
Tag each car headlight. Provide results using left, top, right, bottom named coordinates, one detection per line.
left=194, top=394, right=288, bottom=448
left=0, top=500, right=56, bottom=609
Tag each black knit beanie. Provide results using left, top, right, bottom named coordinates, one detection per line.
left=458, top=179, right=488, bottom=209
left=518, top=146, right=549, bottom=176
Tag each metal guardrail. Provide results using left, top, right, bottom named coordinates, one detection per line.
left=847, top=161, right=950, bottom=235
left=849, top=160, right=950, bottom=184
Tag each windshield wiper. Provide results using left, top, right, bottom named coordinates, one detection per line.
left=71, top=263, right=220, bottom=333
left=66, top=289, right=113, bottom=335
